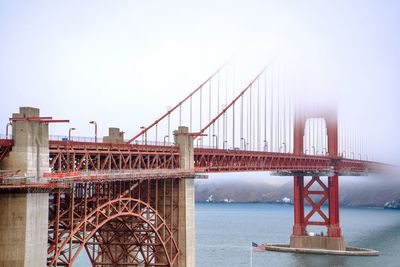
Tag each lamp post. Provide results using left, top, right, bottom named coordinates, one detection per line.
left=322, top=148, right=327, bottom=156
left=358, top=153, right=362, bottom=160
left=5, top=122, right=12, bottom=139
left=68, top=127, right=76, bottom=141
left=281, top=142, right=287, bottom=153
left=312, top=146, right=316, bottom=155
left=241, top=138, right=246, bottom=150
left=212, top=134, right=218, bottom=149
left=163, top=135, right=169, bottom=146
left=89, top=121, right=97, bottom=143
left=351, top=152, right=355, bottom=159
left=263, top=140, right=268, bottom=152
left=140, top=126, right=147, bottom=145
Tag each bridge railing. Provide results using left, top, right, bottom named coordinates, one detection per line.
left=49, top=135, right=176, bottom=146
left=49, top=135, right=104, bottom=143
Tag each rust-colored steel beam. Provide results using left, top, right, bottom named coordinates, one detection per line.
left=9, top=117, right=69, bottom=123
left=0, top=138, right=391, bottom=175
left=47, top=178, right=182, bottom=267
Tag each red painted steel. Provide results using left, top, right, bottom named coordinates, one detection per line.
left=0, top=139, right=13, bottom=162
left=9, top=117, right=69, bottom=123
left=0, top=138, right=389, bottom=174
left=47, top=178, right=182, bottom=266
left=292, top=104, right=343, bottom=236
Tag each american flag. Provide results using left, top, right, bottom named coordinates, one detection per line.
left=252, top=242, right=265, bottom=252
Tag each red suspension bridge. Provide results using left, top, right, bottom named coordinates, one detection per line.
left=0, top=61, right=394, bottom=266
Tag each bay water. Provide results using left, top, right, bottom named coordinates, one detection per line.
left=75, top=203, right=400, bottom=266
left=196, top=203, right=400, bottom=267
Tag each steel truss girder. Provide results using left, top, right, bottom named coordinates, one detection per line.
left=48, top=178, right=181, bottom=267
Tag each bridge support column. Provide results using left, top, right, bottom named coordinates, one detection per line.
left=0, top=107, right=49, bottom=267
left=328, top=175, right=342, bottom=237
left=174, top=126, right=195, bottom=267
left=292, top=176, right=306, bottom=236
left=290, top=175, right=345, bottom=251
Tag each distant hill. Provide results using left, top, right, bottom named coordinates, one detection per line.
left=195, top=177, right=400, bottom=207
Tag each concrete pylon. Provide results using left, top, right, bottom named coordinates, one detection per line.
left=0, top=107, right=49, bottom=267
left=174, top=126, right=195, bottom=267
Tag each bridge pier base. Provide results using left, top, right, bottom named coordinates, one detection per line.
left=0, top=193, right=49, bottom=267
left=0, top=107, right=49, bottom=267
left=174, top=126, right=195, bottom=267
left=290, top=235, right=345, bottom=251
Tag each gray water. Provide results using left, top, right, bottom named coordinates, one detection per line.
left=75, top=203, right=400, bottom=266
left=196, top=203, right=400, bottom=267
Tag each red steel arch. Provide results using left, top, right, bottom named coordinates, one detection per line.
left=48, top=179, right=181, bottom=267
left=48, top=197, right=178, bottom=266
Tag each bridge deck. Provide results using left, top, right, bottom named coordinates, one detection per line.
left=0, top=139, right=393, bottom=178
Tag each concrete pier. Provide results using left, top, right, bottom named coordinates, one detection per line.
left=103, top=127, right=125, bottom=144
left=290, top=235, right=345, bottom=251
left=0, top=107, right=49, bottom=267
left=174, top=126, right=195, bottom=267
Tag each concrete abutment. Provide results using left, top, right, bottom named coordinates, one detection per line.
left=174, top=126, right=195, bottom=267
left=0, top=107, right=49, bottom=267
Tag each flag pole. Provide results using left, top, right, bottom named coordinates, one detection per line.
left=250, top=242, right=253, bottom=267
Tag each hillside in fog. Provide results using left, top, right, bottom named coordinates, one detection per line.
left=195, top=176, right=400, bottom=207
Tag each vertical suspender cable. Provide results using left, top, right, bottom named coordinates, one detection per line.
left=264, top=70, right=267, bottom=151
left=200, top=87, right=202, bottom=146
left=179, top=105, right=182, bottom=126
left=257, top=78, right=260, bottom=151
left=190, top=97, right=192, bottom=132
left=217, top=71, right=220, bottom=146
left=241, top=96, right=244, bottom=150
left=270, top=66, right=274, bottom=152
left=233, top=103, right=235, bottom=149
left=209, top=80, right=212, bottom=147
left=168, top=114, right=170, bottom=143
left=277, top=64, right=280, bottom=152
left=250, top=85, right=252, bottom=150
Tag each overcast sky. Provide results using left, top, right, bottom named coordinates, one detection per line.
left=1, top=0, right=399, bottom=169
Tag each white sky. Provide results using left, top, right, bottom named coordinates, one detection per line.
left=1, top=0, right=399, bottom=168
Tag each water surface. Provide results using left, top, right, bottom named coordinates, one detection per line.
left=196, top=203, right=400, bottom=267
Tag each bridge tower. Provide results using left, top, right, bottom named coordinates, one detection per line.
left=0, top=107, right=49, bottom=267
left=290, top=104, right=345, bottom=250
left=174, top=126, right=196, bottom=267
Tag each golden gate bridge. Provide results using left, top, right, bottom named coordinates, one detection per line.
left=0, top=60, right=395, bottom=266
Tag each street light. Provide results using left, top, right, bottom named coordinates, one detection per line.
left=5, top=122, right=12, bottom=139
left=263, top=140, right=268, bottom=152
left=241, top=138, right=246, bottom=150
left=322, top=148, right=327, bottom=156
left=312, top=146, right=316, bottom=155
left=140, top=126, right=147, bottom=145
left=351, top=152, right=355, bottom=159
left=89, top=121, right=97, bottom=143
left=212, top=134, right=218, bottom=149
left=196, top=137, right=202, bottom=148
left=68, top=127, right=76, bottom=141
left=281, top=142, right=287, bottom=153
left=163, top=135, right=169, bottom=146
